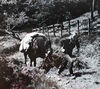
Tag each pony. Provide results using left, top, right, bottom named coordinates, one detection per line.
left=41, top=52, right=74, bottom=74
left=41, top=52, right=88, bottom=75
left=60, top=33, right=80, bottom=57
left=19, top=32, right=52, bottom=66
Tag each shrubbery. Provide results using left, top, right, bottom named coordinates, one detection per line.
left=0, top=58, right=59, bottom=89
left=0, top=0, right=93, bottom=30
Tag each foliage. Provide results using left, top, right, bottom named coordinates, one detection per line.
left=0, top=0, right=95, bottom=31
left=0, top=58, right=59, bottom=89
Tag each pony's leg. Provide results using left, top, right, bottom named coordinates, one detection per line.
left=58, top=61, right=68, bottom=74
left=28, top=54, right=33, bottom=67
left=24, top=52, right=27, bottom=65
left=69, top=62, right=73, bottom=75
left=58, top=66, right=66, bottom=74
left=28, top=55, right=36, bottom=67
left=34, top=59, right=36, bottom=67
left=30, top=59, right=33, bottom=66
left=30, top=58, right=36, bottom=67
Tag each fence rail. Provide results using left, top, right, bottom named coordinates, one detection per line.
left=32, top=13, right=99, bottom=37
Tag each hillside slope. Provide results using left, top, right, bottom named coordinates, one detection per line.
left=0, top=11, right=100, bottom=89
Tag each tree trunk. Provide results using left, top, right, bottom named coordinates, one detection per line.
left=91, top=0, right=95, bottom=20
left=97, top=0, right=100, bottom=16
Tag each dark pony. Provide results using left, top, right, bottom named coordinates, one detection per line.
left=41, top=52, right=74, bottom=74
left=41, top=52, right=87, bottom=75
left=24, top=36, right=52, bottom=66
left=60, top=33, right=80, bottom=57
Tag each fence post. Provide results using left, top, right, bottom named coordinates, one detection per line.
left=61, top=28, right=62, bottom=37
left=38, top=28, right=40, bottom=32
left=42, top=26, right=45, bottom=33
left=47, top=26, right=50, bottom=37
left=61, top=23, right=64, bottom=37
left=53, top=24, right=56, bottom=37
left=77, top=20, right=80, bottom=35
left=68, top=20, right=71, bottom=34
left=88, top=18, right=91, bottom=36
left=39, top=27, right=42, bottom=32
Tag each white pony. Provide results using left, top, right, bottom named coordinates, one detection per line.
left=19, top=32, right=52, bottom=66
left=19, top=32, right=45, bottom=52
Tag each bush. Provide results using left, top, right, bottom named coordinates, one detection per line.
left=0, top=58, right=59, bottom=89
left=0, top=0, right=93, bottom=30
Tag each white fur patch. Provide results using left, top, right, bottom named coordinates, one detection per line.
left=19, top=32, right=46, bottom=52
left=61, top=47, right=65, bottom=52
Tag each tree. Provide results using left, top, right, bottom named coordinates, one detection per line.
left=97, top=0, right=100, bottom=16
left=90, top=0, right=95, bottom=20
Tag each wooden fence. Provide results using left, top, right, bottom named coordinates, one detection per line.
left=33, top=14, right=99, bottom=37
